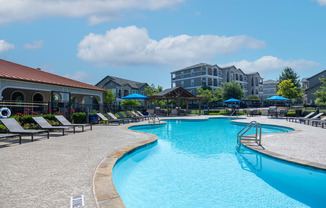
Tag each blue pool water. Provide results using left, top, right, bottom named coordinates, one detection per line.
left=113, top=118, right=326, bottom=207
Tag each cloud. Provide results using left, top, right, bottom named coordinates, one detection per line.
left=65, top=71, right=89, bottom=82
left=314, top=0, right=326, bottom=5
left=24, top=40, right=44, bottom=50
left=0, top=0, right=185, bottom=25
left=0, top=40, right=14, bottom=53
left=224, top=56, right=320, bottom=73
left=77, top=26, right=266, bottom=67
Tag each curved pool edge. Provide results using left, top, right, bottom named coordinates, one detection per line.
left=92, top=116, right=326, bottom=207
left=92, top=122, right=166, bottom=208
left=230, top=119, right=326, bottom=171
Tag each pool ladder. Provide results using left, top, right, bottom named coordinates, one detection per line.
left=148, top=114, right=160, bottom=124
left=237, top=121, right=262, bottom=150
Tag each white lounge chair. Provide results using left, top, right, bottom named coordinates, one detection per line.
left=55, top=115, right=92, bottom=133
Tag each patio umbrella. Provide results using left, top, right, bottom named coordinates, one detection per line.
left=265, top=95, right=290, bottom=101
left=121, top=93, right=148, bottom=100
left=224, top=98, right=241, bottom=103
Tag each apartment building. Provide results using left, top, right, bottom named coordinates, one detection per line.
left=262, top=80, right=278, bottom=99
left=171, top=63, right=263, bottom=98
left=96, top=76, right=148, bottom=105
left=302, top=70, right=326, bottom=104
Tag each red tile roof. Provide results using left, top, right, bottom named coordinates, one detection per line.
left=0, top=59, right=105, bottom=92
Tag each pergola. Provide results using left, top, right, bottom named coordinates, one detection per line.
left=145, top=87, right=203, bottom=116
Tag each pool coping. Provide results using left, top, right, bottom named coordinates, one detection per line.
left=92, top=116, right=326, bottom=208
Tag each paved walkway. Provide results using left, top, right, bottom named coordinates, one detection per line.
left=0, top=115, right=325, bottom=208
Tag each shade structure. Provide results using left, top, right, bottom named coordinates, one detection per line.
left=121, top=93, right=148, bottom=100
left=224, top=98, right=241, bottom=103
left=265, top=95, right=290, bottom=101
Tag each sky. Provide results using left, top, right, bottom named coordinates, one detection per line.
left=0, top=0, right=326, bottom=89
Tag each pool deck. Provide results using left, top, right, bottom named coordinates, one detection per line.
left=0, top=115, right=325, bottom=207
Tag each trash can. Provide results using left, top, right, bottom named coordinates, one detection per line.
left=89, top=114, right=99, bottom=124
left=295, top=109, right=302, bottom=117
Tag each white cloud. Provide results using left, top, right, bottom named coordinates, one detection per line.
left=24, top=40, right=44, bottom=50
left=314, top=0, right=326, bottom=5
left=65, top=71, right=89, bottom=82
left=0, top=40, right=14, bottom=53
left=224, top=56, right=320, bottom=73
left=0, top=0, right=185, bottom=25
left=77, top=26, right=266, bottom=67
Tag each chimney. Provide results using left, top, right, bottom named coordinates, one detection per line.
left=36, top=68, right=41, bottom=70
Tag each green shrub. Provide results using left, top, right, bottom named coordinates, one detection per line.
left=285, top=111, right=296, bottom=117
left=72, top=112, right=86, bottom=124
left=0, top=124, right=7, bottom=132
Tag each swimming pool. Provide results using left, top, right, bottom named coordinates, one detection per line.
left=113, top=118, right=326, bottom=207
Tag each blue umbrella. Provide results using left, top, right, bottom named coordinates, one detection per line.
left=121, top=93, right=148, bottom=100
left=224, top=98, right=241, bottom=103
left=265, top=95, right=290, bottom=101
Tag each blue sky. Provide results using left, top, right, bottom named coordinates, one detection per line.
left=0, top=0, right=325, bottom=89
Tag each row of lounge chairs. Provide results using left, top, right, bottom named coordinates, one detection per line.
left=0, top=111, right=149, bottom=144
left=286, top=112, right=326, bottom=128
left=0, top=115, right=92, bottom=144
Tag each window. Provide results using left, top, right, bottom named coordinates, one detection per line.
left=191, top=69, right=194, bottom=76
left=191, top=79, right=194, bottom=86
left=181, top=71, right=184, bottom=78
left=181, top=81, right=184, bottom=87
left=214, top=79, right=217, bottom=86
left=240, top=75, right=243, bottom=81
left=12, top=91, right=24, bottom=101
left=236, top=74, right=238, bottom=80
left=227, top=72, right=229, bottom=82
left=252, top=77, right=254, bottom=86
left=244, top=76, right=247, bottom=81
left=231, top=72, right=234, bottom=80
left=219, top=70, right=222, bottom=77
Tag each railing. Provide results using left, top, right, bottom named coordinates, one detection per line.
left=236, top=121, right=262, bottom=150
left=148, top=114, right=161, bottom=124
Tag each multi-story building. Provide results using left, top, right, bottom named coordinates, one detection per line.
left=170, top=63, right=263, bottom=98
left=262, top=80, right=278, bottom=99
left=96, top=76, right=148, bottom=105
left=302, top=70, right=326, bottom=105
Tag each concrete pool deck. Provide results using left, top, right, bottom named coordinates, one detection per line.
left=0, top=115, right=325, bottom=207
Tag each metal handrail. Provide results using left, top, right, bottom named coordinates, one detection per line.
left=237, top=121, right=262, bottom=149
left=148, top=114, right=160, bottom=124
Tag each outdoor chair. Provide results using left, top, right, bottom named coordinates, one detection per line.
left=131, top=111, right=148, bottom=120
left=0, top=118, right=49, bottom=142
left=32, top=116, right=70, bottom=135
left=0, top=133, right=22, bottom=144
left=125, top=111, right=142, bottom=121
left=55, top=115, right=92, bottom=133
left=97, top=113, right=121, bottom=125
left=137, top=111, right=150, bottom=119
left=287, top=112, right=314, bottom=122
left=298, top=113, right=324, bottom=125
left=117, top=112, right=138, bottom=122
left=311, top=116, right=326, bottom=127
left=107, top=112, right=129, bottom=124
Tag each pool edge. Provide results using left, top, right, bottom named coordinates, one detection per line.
left=92, top=122, right=166, bottom=208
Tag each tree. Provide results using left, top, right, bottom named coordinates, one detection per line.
left=144, top=84, right=163, bottom=96
left=197, top=87, right=214, bottom=110
left=277, top=79, right=301, bottom=99
left=103, top=89, right=115, bottom=104
left=212, top=88, right=223, bottom=102
left=277, top=67, right=300, bottom=88
left=314, top=77, right=326, bottom=106
left=121, top=99, right=140, bottom=106
left=222, top=81, right=244, bottom=100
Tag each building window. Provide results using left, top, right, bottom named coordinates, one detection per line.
left=12, top=91, right=25, bottom=101
left=214, top=79, right=217, bottom=86
left=191, top=79, right=194, bottom=86
left=231, top=72, right=234, bottom=80
left=244, top=76, right=247, bottom=81
left=255, top=77, right=258, bottom=86
left=181, top=81, right=184, bottom=87
left=219, top=70, right=222, bottom=77
left=227, top=72, right=229, bottom=82
left=191, top=69, right=194, bottom=76
left=240, top=75, right=243, bottom=81
left=252, top=77, right=254, bottom=86
left=214, top=68, right=217, bottom=76
left=181, top=71, right=184, bottom=78
left=236, top=74, right=238, bottom=80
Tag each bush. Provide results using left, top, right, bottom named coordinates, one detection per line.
left=72, top=112, right=86, bottom=124
left=285, top=111, right=296, bottom=117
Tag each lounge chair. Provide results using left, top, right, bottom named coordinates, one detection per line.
left=311, top=116, right=326, bottom=127
left=136, top=111, right=149, bottom=120
left=55, top=115, right=92, bottom=133
left=125, top=111, right=142, bottom=121
left=287, top=112, right=314, bottom=122
left=97, top=113, right=121, bottom=125
left=117, top=112, right=138, bottom=122
left=32, top=116, right=70, bottom=135
left=0, top=133, right=22, bottom=144
left=131, top=111, right=147, bottom=120
left=298, top=113, right=324, bottom=125
left=107, top=112, right=129, bottom=124
left=0, top=118, right=49, bottom=142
